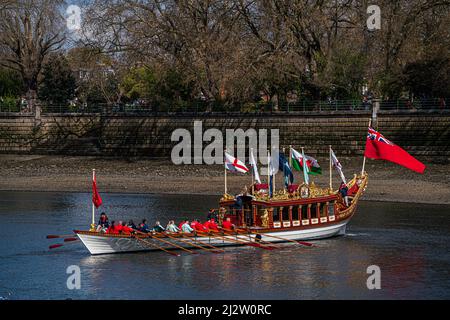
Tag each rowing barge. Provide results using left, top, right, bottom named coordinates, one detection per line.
left=74, top=173, right=368, bottom=255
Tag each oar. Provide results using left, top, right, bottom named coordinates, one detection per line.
left=63, top=237, right=79, bottom=242
left=190, top=232, right=227, bottom=252
left=156, top=232, right=224, bottom=253
left=225, top=228, right=280, bottom=249
left=135, top=237, right=180, bottom=257
left=237, top=228, right=313, bottom=247
left=49, top=240, right=80, bottom=250
left=219, top=229, right=279, bottom=250
left=134, top=230, right=198, bottom=255
left=46, top=234, right=75, bottom=239
left=197, top=231, right=275, bottom=250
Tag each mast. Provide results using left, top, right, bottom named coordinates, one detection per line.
left=329, top=145, right=332, bottom=190
left=91, top=169, right=95, bottom=230
left=282, top=147, right=286, bottom=190
left=272, top=147, right=276, bottom=194
left=251, top=148, right=254, bottom=194
left=224, top=149, right=228, bottom=195
left=289, top=145, right=293, bottom=190
left=301, top=147, right=309, bottom=185
left=225, top=164, right=227, bottom=195
left=361, top=119, right=372, bottom=176
left=289, top=145, right=293, bottom=168
left=267, top=149, right=270, bottom=197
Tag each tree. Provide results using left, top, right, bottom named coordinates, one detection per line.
left=0, top=68, right=23, bottom=97
left=403, top=58, right=450, bottom=98
left=67, top=46, right=124, bottom=106
left=77, top=0, right=450, bottom=104
left=0, top=0, right=66, bottom=111
left=39, top=54, right=77, bottom=105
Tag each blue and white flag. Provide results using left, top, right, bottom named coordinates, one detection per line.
left=279, top=152, right=294, bottom=188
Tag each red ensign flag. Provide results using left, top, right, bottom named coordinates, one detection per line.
left=364, top=127, right=426, bottom=174
left=92, top=172, right=103, bottom=208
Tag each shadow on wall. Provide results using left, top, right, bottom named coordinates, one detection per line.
left=0, top=114, right=448, bottom=163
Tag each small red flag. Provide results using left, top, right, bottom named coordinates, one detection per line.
left=364, top=127, right=426, bottom=174
left=92, top=172, right=102, bottom=208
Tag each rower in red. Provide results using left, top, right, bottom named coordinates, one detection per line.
left=221, top=217, right=235, bottom=231
left=120, top=222, right=134, bottom=234
left=193, top=219, right=207, bottom=232
left=106, top=221, right=119, bottom=234
left=207, top=218, right=219, bottom=231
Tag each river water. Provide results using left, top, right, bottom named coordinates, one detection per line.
left=0, top=191, right=449, bottom=300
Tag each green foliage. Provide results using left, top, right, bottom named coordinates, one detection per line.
left=120, top=66, right=195, bottom=110
left=121, top=66, right=157, bottom=101
left=403, top=58, right=450, bottom=98
left=0, top=96, right=20, bottom=112
left=317, top=49, right=367, bottom=100
left=38, top=54, right=77, bottom=104
left=0, top=68, right=23, bottom=98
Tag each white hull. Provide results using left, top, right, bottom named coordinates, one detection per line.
left=77, top=220, right=349, bottom=255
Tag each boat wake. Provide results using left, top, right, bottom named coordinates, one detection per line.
left=345, top=233, right=371, bottom=237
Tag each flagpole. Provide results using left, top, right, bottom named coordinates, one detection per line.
left=301, top=147, right=309, bottom=186
left=329, top=145, right=332, bottom=190
left=289, top=145, right=293, bottom=189
left=289, top=145, right=292, bottom=168
left=361, top=119, right=372, bottom=176
left=251, top=148, right=254, bottom=194
left=282, top=147, right=286, bottom=190
left=224, top=150, right=228, bottom=195
left=272, top=147, right=276, bottom=194
left=267, top=150, right=270, bottom=196
left=91, top=169, right=95, bottom=230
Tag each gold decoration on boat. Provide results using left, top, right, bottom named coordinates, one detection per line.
left=251, top=181, right=339, bottom=202
left=221, top=193, right=235, bottom=201
left=308, top=182, right=334, bottom=198
left=260, top=209, right=269, bottom=228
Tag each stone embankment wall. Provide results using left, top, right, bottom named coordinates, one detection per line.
left=0, top=113, right=448, bottom=162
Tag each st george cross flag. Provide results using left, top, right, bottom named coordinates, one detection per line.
left=92, top=171, right=102, bottom=208
left=330, top=148, right=346, bottom=184
left=225, top=152, right=249, bottom=174
left=364, top=127, right=426, bottom=174
left=249, top=149, right=261, bottom=184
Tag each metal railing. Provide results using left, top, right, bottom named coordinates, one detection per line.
left=379, top=98, right=448, bottom=111
left=0, top=98, right=448, bottom=115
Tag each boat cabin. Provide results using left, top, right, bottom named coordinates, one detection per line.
left=218, top=174, right=367, bottom=231
left=219, top=184, right=341, bottom=230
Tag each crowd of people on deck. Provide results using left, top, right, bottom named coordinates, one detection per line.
left=95, top=209, right=236, bottom=235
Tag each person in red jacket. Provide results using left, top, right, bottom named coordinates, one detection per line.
left=106, top=221, right=119, bottom=234
left=208, top=218, right=219, bottom=231
left=193, top=219, right=207, bottom=232
left=120, top=222, right=134, bottom=234
left=222, top=217, right=234, bottom=231
left=203, top=219, right=211, bottom=231
left=115, top=220, right=124, bottom=233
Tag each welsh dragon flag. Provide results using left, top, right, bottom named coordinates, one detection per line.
left=291, top=148, right=322, bottom=175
